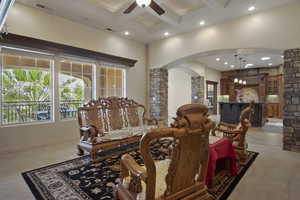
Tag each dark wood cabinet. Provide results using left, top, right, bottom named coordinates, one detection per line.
left=220, top=78, right=236, bottom=101
left=267, top=76, right=281, bottom=95
left=220, top=79, right=231, bottom=95
left=267, top=103, right=280, bottom=118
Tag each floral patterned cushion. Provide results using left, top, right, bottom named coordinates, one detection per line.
left=96, top=125, right=157, bottom=143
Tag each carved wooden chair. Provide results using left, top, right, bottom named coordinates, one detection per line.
left=212, top=102, right=254, bottom=163
left=115, top=104, right=215, bottom=200
left=77, top=97, right=158, bottom=162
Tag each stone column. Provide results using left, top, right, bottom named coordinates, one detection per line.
left=149, top=68, right=168, bottom=124
left=191, top=76, right=205, bottom=104
left=283, top=49, right=300, bottom=152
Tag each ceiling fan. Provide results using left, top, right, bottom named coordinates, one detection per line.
left=124, top=0, right=165, bottom=16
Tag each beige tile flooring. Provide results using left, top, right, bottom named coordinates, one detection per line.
left=1, top=127, right=300, bottom=200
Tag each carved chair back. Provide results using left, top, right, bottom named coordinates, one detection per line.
left=140, top=104, right=215, bottom=199
left=78, top=97, right=147, bottom=135
left=235, top=102, right=254, bottom=148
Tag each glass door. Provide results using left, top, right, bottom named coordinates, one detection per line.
left=206, top=81, right=218, bottom=115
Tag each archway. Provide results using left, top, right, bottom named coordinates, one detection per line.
left=149, top=48, right=283, bottom=124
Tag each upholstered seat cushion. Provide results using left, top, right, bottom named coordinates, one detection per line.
left=209, top=135, right=222, bottom=144
left=96, top=125, right=157, bottom=143
left=123, top=159, right=170, bottom=200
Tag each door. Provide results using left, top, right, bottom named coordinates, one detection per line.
left=206, top=81, right=218, bottom=115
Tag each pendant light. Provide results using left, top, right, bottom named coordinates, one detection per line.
left=233, top=53, right=247, bottom=87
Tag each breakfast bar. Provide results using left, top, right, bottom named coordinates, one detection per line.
left=219, top=102, right=266, bottom=127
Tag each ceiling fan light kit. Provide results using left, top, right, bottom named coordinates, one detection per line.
left=124, top=0, right=165, bottom=15
left=136, top=0, right=151, bottom=7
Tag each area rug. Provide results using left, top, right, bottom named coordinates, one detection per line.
left=22, top=140, right=258, bottom=200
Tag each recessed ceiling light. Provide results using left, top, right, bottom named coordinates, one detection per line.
left=245, top=64, right=254, bottom=68
left=269, top=63, right=273, bottom=66
left=248, top=6, right=256, bottom=11
left=230, top=65, right=235, bottom=68
left=261, top=57, right=271, bottom=61
left=224, top=62, right=228, bottom=65
left=281, top=55, right=284, bottom=58
left=200, top=20, right=205, bottom=26
left=164, top=32, right=169, bottom=36
left=216, top=58, right=220, bottom=61
left=124, top=31, right=130, bottom=35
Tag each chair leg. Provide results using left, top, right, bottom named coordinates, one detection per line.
left=113, top=185, right=120, bottom=200
left=236, top=149, right=247, bottom=165
left=91, top=150, right=97, bottom=163
left=77, top=145, right=84, bottom=156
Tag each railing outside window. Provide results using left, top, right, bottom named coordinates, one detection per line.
left=1, top=100, right=83, bottom=125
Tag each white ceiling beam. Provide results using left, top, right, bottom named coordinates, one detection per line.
left=146, top=7, right=181, bottom=26
left=224, top=0, right=232, bottom=8
left=184, top=0, right=204, bottom=6
left=83, top=0, right=150, bottom=35
left=115, top=1, right=144, bottom=19
left=144, top=0, right=182, bottom=26
left=201, top=0, right=223, bottom=9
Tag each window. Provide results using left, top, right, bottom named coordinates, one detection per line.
left=59, top=60, right=94, bottom=119
left=0, top=47, right=127, bottom=126
left=1, top=54, right=53, bottom=125
left=99, top=67, right=125, bottom=97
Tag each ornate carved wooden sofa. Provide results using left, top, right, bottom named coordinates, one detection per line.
left=115, top=104, right=215, bottom=200
left=77, top=97, right=158, bottom=162
left=212, top=102, right=254, bottom=163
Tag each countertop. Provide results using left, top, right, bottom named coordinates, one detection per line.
left=219, top=102, right=265, bottom=104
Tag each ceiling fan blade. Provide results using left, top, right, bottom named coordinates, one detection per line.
left=123, top=2, right=137, bottom=14
left=149, top=0, right=165, bottom=15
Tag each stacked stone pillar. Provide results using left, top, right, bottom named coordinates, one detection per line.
left=191, top=76, right=205, bottom=104
left=149, top=68, right=168, bottom=124
left=283, top=49, right=300, bottom=152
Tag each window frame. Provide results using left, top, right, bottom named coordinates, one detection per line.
left=97, top=65, right=127, bottom=98
left=0, top=47, right=55, bottom=126
left=58, top=57, right=96, bottom=121
left=0, top=46, right=128, bottom=126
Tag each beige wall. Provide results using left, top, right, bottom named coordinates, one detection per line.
left=168, top=68, right=192, bottom=121
left=0, top=3, right=147, bottom=153
left=168, top=62, right=221, bottom=114
left=149, top=2, right=300, bottom=68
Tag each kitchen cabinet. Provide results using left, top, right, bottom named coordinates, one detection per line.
left=267, top=103, right=280, bottom=118
left=267, top=76, right=281, bottom=95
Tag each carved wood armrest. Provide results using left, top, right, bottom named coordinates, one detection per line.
left=212, top=122, right=240, bottom=137
left=143, top=117, right=158, bottom=125
left=218, top=122, right=238, bottom=129
left=120, top=154, right=147, bottom=182
left=79, top=125, right=100, bottom=144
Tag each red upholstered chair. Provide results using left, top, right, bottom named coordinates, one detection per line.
left=212, top=102, right=254, bottom=163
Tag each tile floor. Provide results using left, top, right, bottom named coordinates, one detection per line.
left=0, top=126, right=300, bottom=200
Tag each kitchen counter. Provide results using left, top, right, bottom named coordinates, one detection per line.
left=219, top=102, right=266, bottom=127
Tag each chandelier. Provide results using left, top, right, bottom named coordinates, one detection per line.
left=233, top=54, right=247, bottom=86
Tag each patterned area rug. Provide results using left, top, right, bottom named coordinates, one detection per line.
left=22, top=140, right=258, bottom=200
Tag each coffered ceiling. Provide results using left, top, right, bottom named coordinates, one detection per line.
left=16, top=0, right=298, bottom=43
